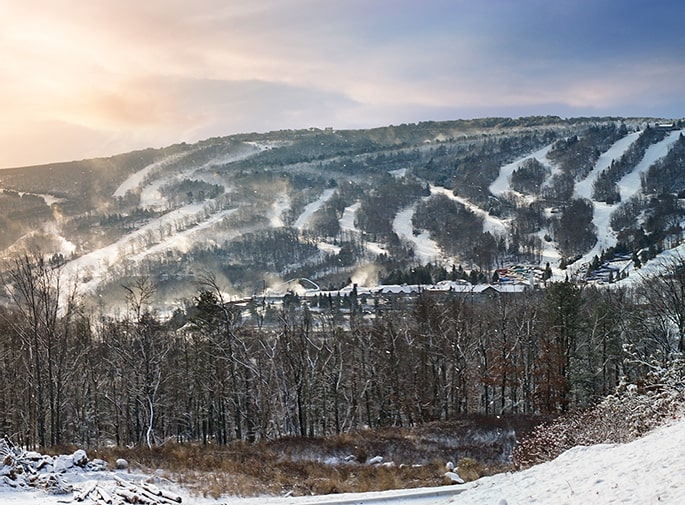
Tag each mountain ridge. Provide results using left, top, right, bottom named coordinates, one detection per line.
left=0, top=115, right=683, bottom=310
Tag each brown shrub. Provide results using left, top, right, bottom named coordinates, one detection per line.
left=88, top=416, right=530, bottom=498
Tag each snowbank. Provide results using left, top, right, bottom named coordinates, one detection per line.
left=4, top=416, right=685, bottom=504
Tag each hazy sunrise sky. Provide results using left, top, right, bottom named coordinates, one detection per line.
left=1, top=0, right=684, bottom=168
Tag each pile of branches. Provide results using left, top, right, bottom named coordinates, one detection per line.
left=74, top=475, right=182, bottom=505
left=0, top=437, right=183, bottom=504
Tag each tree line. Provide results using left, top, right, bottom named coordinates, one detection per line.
left=0, top=253, right=682, bottom=450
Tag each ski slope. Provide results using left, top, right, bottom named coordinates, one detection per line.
left=489, top=142, right=555, bottom=198
left=574, top=129, right=684, bottom=268
left=294, top=188, right=336, bottom=231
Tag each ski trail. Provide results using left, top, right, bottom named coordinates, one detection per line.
left=617, top=130, right=683, bottom=201
left=393, top=203, right=444, bottom=264
left=113, top=152, right=192, bottom=199
left=338, top=201, right=389, bottom=256
left=115, top=143, right=261, bottom=210
left=294, top=188, right=336, bottom=231
left=431, top=185, right=509, bottom=238
left=489, top=143, right=555, bottom=197
left=62, top=196, right=236, bottom=294
left=270, top=193, right=291, bottom=228
left=573, top=129, right=684, bottom=269
left=574, top=131, right=641, bottom=200
left=339, top=202, right=361, bottom=233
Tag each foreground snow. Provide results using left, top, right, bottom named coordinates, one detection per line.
left=4, top=416, right=685, bottom=505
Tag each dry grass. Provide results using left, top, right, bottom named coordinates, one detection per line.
left=81, top=417, right=536, bottom=499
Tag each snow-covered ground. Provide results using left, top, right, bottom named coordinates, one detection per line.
left=489, top=142, right=555, bottom=199
left=574, top=132, right=641, bottom=200
left=431, top=185, right=509, bottom=238
left=571, top=129, right=684, bottom=273
left=339, top=201, right=389, bottom=256
left=393, top=203, right=444, bottom=264
left=4, top=416, right=685, bottom=505
left=61, top=201, right=238, bottom=293
left=338, top=202, right=360, bottom=233
left=270, top=194, right=291, bottom=228
left=113, top=152, right=192, bottom=201
left=294, top=188, right=336, bottom=231
left=0, top=188, right=64, bottom=207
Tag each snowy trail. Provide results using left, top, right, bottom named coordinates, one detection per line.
left=390, top=185, right=510, bottom=265
left=393, top=203, right=444, bottom=264
left=338, top=201, right=389, bottom=256
left=113, top=152, right=192, bottom=199
left=114, top=143, right=260, bottom=209
left=617, top=129, right=683, bottom=201
left=430, top=185, right=509, bottom=238
left=489, top=143, right=555, bottom=197
left=61, top=198, right=236, bottom=293
left=573, top=129, right=684, bottom=268
left=339, top=202, right=361, bottom=233
left=574, top=131, right=641, bottom=200
left=294, top=188, right=336, bottom=231
left=270, top=193, right=291, bottom=228
left=0, top=188, right=64, bottom=206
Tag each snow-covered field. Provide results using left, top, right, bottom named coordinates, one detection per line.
left=4, top=416, right=685, bottom=504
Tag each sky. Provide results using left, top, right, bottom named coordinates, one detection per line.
left=1, top=0, right=684, bottom=169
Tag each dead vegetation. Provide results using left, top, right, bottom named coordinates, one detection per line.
left=86, top=416, right=540, bottom=498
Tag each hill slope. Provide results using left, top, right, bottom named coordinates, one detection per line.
left=0, top=116, right=683, bottom=309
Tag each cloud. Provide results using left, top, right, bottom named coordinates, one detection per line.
left=0, top=0, right=684, bottom=167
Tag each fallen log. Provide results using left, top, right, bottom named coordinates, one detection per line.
left=74, top=481, right=97, bottom=501
left=141, top=482, right=182, bottom=503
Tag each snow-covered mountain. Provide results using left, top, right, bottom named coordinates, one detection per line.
left=0, top=116, right=683, bottom=309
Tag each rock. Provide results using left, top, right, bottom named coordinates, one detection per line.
left=444, top=471, right=465, bottom=484
left=72, top=449, right=88, bottom=467
left=115, top=458, right=129, bottom=470
left=446, top=461, right=455, bottom=471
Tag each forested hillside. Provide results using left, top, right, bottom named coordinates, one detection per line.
left=2, top=116, right=685, bottom=450
left=1, top=251, right=684, bottom=449
left=0, top=116, right=683, bottom=311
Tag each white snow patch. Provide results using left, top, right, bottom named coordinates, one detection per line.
left=316, top=242, right=341, bottom=255
left=489, top=143, right=555, bottom=197
left=339, top=202, right=361, bottom=233
left=294, top=189, right=336, bottom=231
left=270, top=194, right=291, bottom=228
left=393, top=203, right=444, bottom=264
